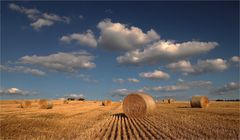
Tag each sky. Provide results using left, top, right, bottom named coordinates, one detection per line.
left=0, top=1, right=239, bottom=101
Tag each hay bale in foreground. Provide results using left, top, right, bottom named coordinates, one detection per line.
left=38, top=99, right=53, bottom=109
left=20, top=101, right=32, bottom=108
left=102, top=100, right=112, bottom=106
left=190, top=96, right=209, bottom=108
left=168, top=98, right=175, bottom=104
left=123, top=93, right=156, bottom=118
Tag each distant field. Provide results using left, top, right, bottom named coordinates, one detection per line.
left=0, top=100, right=239, bottom=139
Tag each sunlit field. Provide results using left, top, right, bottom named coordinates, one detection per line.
left=0, top=100, right=239, bottom=140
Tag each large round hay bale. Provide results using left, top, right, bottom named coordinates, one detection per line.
left=38, top=99, right=53, bottom=109
left=20, top=101, right=32, bottom=108
left=123, top=93, right=156, bottom=118
left=102, top=100, right=112, bottom=106
left=190, top=96, right=209, bottom=108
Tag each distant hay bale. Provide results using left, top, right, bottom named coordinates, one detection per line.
left=163, top=99, right=168, bottom=103
left=63, top=100, right=69, bottom=104
left=38, top=99, right=53, bottom=109
left=168, top=98, right=175, bottom=104
left=102, top=100, right=112, bottom=106
left=123, top=93, right=156, bottom=118
left=20, top=101, right=32, bottom=108
left=190, top=96, right=209, bottom=108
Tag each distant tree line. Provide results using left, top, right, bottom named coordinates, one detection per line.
left=215, top=99, right=240, bottom=102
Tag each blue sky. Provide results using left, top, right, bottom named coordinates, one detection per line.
left=1, top=1, right=239, bottom=100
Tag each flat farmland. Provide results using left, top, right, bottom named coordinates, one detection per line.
left=0, top=100, right=239, bottom=140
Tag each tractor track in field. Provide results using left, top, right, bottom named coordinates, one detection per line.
left=94, top=113, right=176, bottom=140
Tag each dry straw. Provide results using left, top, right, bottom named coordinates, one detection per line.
left=38, top=99, right=53, bottom=109
left=123, top=93, right=156, bottom=118
left=20, top=101, right=32, bottom=108
left=190, top=96, right=209, bottom=108
left=102, top=100, right=112, bottom=106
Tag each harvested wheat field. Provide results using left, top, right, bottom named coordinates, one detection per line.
left=0, top=100, right=239, bottom=140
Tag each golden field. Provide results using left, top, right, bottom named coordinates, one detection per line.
left=0, top=100, right=239, bottom=140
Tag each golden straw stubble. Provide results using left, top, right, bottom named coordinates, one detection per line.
left=123, top=93, right=156, bottom=118
left=190, top=96, right=209, bottom=108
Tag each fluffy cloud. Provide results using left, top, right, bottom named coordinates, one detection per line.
left=64, top=93, right=85, bottom=99
left=0, top=87, right=37, bottom=96
left=0, top=65, right=45, bottom=76
left=19, top=51, right=95, bottom=73
left=230, top=56, right=240, bottom=67
left=166, top=60, right=194, bottom=73
left=152, top=85, right=189, bottom=92
left=113, top=78, right=125, bottom=84
left=9, top=3, right=40, bottom=19
left=117, top=41, right=217, bottom=65
left=167, top=58, right=228, bottom=75
left=97, top=19, right=160, bottom=51
left=60, top=30, right=97, bottom=48
left=9, top=3, right=70, bottom=30
left=110, top=88, right=144, bottom=97
left=230, top=56, right=240, bottom=63
left=128, top=78, right=140, bottom=83
left=148, top=80, right=212, bottom=92
left=214, top=82, right=240, bottom=95
left=139, top=70, right=170, bottom=80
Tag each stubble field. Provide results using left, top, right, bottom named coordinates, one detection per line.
left=0, top=100, right=239, bottom=140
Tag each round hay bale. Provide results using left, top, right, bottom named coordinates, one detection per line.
left=63, top=100, right=69, bottom=104
left=123, top=93, right=156, bottom=118
left=190, top=96, right=209, bottom=108
left=168, top=98, right=175, bottom=104
left=102, top=100, right=112, bottom=106
left=38, top=99, right=53, bottom=109
left=20, top=101, right=32, bottom=108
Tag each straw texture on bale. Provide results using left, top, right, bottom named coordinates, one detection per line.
left=38, top=99, right=53, bottom=109
left=123, top=93, right=156, bottom=118
left=190, top=96, right=209, bottom=108
left=102, top=100, right=112, bottom=106
left=20, top=101, right=32, bottom=108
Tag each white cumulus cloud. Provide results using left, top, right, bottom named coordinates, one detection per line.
left=0, top=65, right=45, bottom=76
left=117, top=40, right=217, bottom=65
left=19, top=51, right=95, bottom=73
left=0, top=87, right=37, bottom=96
left=64, top=93, right=85, bottom=99
left=230, top=56, right=240, bottom=63
left=139, top=70, right=170, bottom=80
left=167, top=58, right=228, bottom=75
left=9, top=3, right=70, bottom=30
left=110, top=88, right=144, bottom=97
left=128, top=78, right=140, bottom=83
left=97, top=19, right=160, bottom=51
left=60, top=30, right=97, bottom=48
left=214, top=82, right=240, bottom=95
left=149, top=80, right=212, bottom=92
